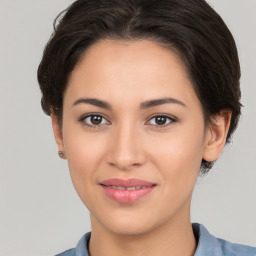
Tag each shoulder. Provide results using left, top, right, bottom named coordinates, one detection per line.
left=217, top=238, right=256, bottom=256
left=193, top=223, right=256, bottom=256
left=55, top=248, right=76, bottom=256
left=55, top=232, right=91, bottom=256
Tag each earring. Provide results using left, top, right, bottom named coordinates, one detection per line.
left=58, top=151, right=65, bottom=159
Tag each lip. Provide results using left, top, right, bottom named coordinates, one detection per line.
left=100, top=178, right=157, bottom=203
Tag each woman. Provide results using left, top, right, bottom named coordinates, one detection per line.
left=37, top=0, right=256, bottom=255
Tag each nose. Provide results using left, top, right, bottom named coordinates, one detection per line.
left=106, top=122, right=147, bottom=170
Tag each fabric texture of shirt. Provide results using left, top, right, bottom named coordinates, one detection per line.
left=55, top=223, right=256, bottom=256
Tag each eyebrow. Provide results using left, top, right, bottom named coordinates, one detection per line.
left=73, top=98, right=112, bottom=109
left=72, top=97, right=186, bottom=109
left=140, top=97, right=187, bottom=109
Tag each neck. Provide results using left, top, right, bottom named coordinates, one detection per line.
left=89, top=209, right=196, bottom=256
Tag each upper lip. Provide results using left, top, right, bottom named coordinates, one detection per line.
left=100, top=178, right=156, bottom=188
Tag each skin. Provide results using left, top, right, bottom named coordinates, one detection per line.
left=51, top=39, right=231, bottom=256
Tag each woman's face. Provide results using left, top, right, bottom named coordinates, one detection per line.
left=55, top=39, right=214, bottom=235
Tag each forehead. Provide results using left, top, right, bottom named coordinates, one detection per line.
left=65, top=39, right=200, bottom=109
left=73, top=39, right=189, bottom=81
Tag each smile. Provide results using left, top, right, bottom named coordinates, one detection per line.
left=106, top=185, right=151, bottom=190
left=100, top=178, right=157, bottom=203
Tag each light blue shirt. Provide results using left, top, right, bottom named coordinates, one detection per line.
left=56, top=223, right=256, bottom=256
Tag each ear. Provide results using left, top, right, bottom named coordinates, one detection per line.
left=203, top=109, right=232, bottom=162
left=51, top=114, right=66, bottom=159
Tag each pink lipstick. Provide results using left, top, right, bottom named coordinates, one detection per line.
left=100, top=178, right=156, bottom=203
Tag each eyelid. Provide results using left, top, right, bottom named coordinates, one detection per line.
left=78, top=113, right=111, bottom=127
left=146, top=113, right=177, bottom=127
left=78, top=112, right=178, bottom=128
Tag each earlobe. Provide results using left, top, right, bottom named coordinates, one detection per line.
left=203, top=110, right=232, bottom=162
left=51, top=114, right=66, bottom=159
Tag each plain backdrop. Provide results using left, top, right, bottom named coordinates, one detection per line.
left=0, top=0, right=255, bottom=255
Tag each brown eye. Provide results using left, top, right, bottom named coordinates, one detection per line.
left=155, top=116, right=168, bottom=125
left=81, top=114, right=109, bottom=127
left=148, top=115, right=175, bottom=126
left=90, top=115, right=102, bottom=125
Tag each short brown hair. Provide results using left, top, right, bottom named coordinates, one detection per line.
left=38, top=0, right=241, bottom=173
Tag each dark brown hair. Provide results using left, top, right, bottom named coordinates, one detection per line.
left=37, top=0, right=241, bottom=173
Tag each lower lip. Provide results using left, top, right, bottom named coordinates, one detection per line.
left=101, top=185, right=156, bottom=203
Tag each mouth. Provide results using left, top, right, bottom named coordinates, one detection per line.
left=100, top=178, right=157, bottom=203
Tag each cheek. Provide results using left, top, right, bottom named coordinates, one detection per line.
left=148, top=127, right=204, bottom=193
left=62, top=127, right=107, bottom=197
left=150, top=127, right=204, bottom=166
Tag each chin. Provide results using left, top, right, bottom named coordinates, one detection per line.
left=106, top=220, right=155, bottom=236
left=95, top=208, right=165, bottom=236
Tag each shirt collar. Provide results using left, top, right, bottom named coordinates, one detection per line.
left=75, top=232, right=90, bottom=256
left=193, top=223, right=223, bottom=256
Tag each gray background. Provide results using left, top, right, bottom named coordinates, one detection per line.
left=0, top=0, right=255, bottom=255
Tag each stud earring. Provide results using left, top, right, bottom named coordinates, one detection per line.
left=58, top=151, right=65, bottom=159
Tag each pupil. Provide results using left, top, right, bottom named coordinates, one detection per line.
left=91, top=115, right=102, bottom=125
left=156, top=116, right=166, bottom=125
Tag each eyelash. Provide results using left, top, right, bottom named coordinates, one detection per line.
left=146, top=114, right=177, bottom=127
left=78, top=113, right=109, bottom=129
left=78, top=113, right=177, bottom=129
